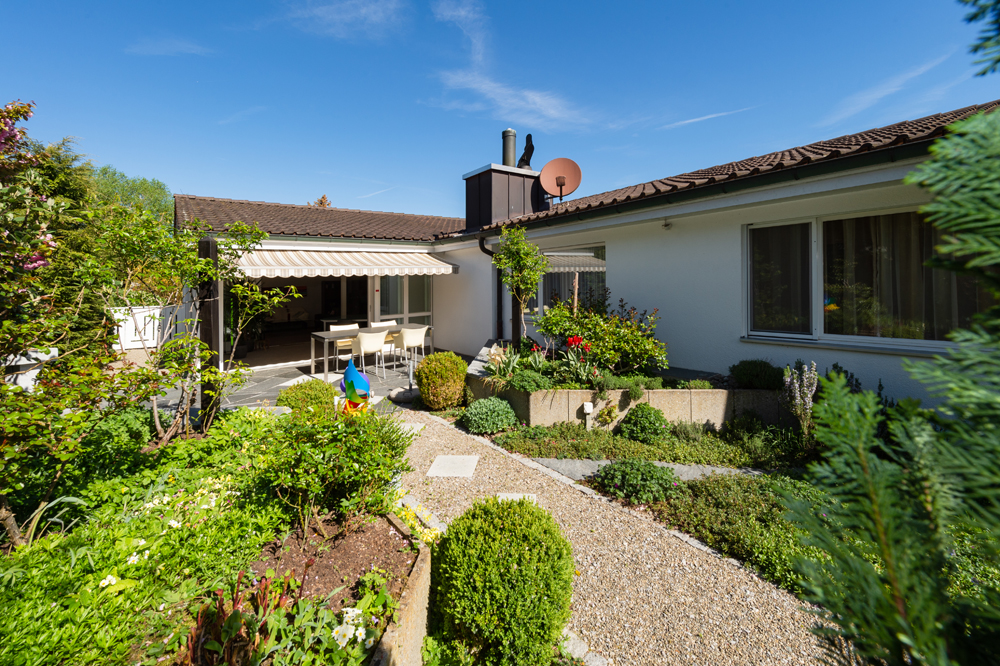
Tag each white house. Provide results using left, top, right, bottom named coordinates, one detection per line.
left=178, top=98, right=999, bottom=402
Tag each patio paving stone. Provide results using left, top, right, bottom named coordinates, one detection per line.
left=426, top=455, right=479, bottom=478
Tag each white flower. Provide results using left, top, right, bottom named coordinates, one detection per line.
left=342, top=607, right=362, bottom=624
left=168, top=520, right=181, bottom=529
left=355, top=627, right=366, bottom=641
left=135, top=539, right=147, bottom=547
left=332, top=624, right=352, bottom=648
left=143, top=550, right=150, bottom=560
left=99, top=575, right=117, bottom=588
left=365, top=636, right=375, bottom=650
left=158, top=603, right=165, bottom=611
left=127, top=553, right=140, bottom=565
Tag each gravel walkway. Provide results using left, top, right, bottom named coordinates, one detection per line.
left=398, top=409, right=823, bottom=666
left=531, top=458, right=765, bottom=482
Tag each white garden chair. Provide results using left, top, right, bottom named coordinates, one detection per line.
left=392, top=325, right=429, bottom=370
left=352, top=330, right=389, bottom=379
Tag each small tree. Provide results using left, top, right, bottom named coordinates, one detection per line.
left=311, top=194, right=331, bottom=207
left=490, top=225, right=548, bottom=348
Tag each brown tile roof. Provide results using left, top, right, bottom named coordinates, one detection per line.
left=174, top=195, right=464, bottom=241
left=470, top=99, right=1000, bottom=233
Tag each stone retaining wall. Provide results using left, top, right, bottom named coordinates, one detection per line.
left=370, top=514, right=431, bottom=666
left=467, top=344, right=791, bottom=429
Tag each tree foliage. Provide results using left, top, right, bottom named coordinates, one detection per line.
left=491, top=225, right=548, bottom=344
left=961, top=0, right=1000, bottom=75
left=788, top=108, right=1000, bottom=665
left=92, top=164, right=173, bottom=222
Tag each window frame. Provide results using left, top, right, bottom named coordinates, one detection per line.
left=744, top=206, right=965, bottom=352
left=375, top=274, right=433, bottom=325
left=527, top=242, right=607, bottom=320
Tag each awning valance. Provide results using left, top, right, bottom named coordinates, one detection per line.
left=237, top=250, right=458, bottom=278
left=545, top=255, right=606, bottom=273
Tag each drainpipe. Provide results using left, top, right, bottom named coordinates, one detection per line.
left=478, top=236, right=504, bottom=340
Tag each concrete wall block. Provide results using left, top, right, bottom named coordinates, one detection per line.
left=372, top=516, right=432, bottom=666
left=526, top=390, right=569, bottom=427
left=646, top=390, right=692, bottom=423
left=689, top=389, right=733, bottom=430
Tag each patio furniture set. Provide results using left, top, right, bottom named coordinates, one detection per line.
left=310, top=322, right=433, bottom=388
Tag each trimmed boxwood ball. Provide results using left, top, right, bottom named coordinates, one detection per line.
left=433, top=498, right=574, bottom=666
left=414, top=352, right=468, bottom=410
left=618, top=402, right=668, bottom=445
left=461, top=396, right=517, bottom=434
left=275, top=379, right=339, bottom=412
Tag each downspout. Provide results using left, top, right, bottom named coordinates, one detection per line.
left=479, top=236, right=504, bottom=340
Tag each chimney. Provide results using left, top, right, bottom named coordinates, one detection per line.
left=463, top=129, right=550, bottom=232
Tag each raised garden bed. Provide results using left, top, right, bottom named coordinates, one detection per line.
left=466, top=345, right=792, bottom=429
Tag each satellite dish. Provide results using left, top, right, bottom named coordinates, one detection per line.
left=539, top=158, right=582, bottom=201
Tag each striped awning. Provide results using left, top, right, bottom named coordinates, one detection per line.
left=545, top=254, right=606, bottom=273
left=237, top=250, right=458, bottom=278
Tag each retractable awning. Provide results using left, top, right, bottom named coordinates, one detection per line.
left=237, top=250, right=458, bottom=278
left=545, top=255, right=606, bottom=273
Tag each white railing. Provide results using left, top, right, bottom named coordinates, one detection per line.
left=111, top=306, right=167, bottom=351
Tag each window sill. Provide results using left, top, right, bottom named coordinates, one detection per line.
left=740, top=335, right=944, bottom=358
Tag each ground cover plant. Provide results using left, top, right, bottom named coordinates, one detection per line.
left=427, top=497, right=574, bottom=666
left=592, top=459, right=681, bottom=505
left=0, top=402, right=418, bottom=665
left=460, top=396, right=517, bottom=435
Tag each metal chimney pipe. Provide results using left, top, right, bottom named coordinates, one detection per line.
left=502, top=128, right=516, bottom=167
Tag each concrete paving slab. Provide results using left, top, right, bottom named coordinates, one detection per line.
left=426, top=455, right=479, bottom=478
left=496, top=493, right=536, bottom=503
left=401, top=423, right=425, bottom=435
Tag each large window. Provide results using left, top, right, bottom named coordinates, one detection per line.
left=823, top=212, right=993, bottom=341
left=749, top=223, right=811, bottom=334
left=527, top=246, right=607, bottom=315
left=746, top=212, right=995, bottom=344
left=378, top=275, right=433, bottom=324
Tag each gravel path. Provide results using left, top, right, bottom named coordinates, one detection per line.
left=398, top=409, right=823, bottom=666
left=531, top=458, right=765, bottom=482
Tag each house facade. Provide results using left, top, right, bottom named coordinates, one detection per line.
left=180, top=98, right=998, bottom=402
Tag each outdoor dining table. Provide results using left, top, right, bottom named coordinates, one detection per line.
left=310, top=324, right=434, bottom=388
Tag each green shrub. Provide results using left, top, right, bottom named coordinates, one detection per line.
left=415, top=352, right=468, bottom=410
left=275, top=379, right=340, bottom=412
left=508, top=370, right=553, bottom=393
left=593, top=459, right=681, bottom=504
left=618, top=403, right=668, bottom=445
left=729, top=359, right=783, bottom=390
left=681, top=378, right=713, bottom=390
left=535, top=294, right=668, bottom=374
left=652, top=473, right=825, bottom=591
left=257, top=410, right=414, bottom=525
left=461, top=397, right=517, bottom=435
left=432, top=498, right=574, bottom=666
left=671, top=420, right=708, bottom=443
left=495, top=422, right=664, bottom=460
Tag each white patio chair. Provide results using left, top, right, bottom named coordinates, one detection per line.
left=328, top=323, right=359, bottom=372
left=352, top=330, right=388, bottom=379
left=370, top=320, right=396, bottom=358
left=392, top=325, right=429, bottom=370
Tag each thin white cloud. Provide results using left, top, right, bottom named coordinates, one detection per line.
left=432, top=0, right=587, bottom=131
left=358, top=187, right=394, bottom=198
left=431, top=0, right=488, bottom=65
left=440, top=69, right=588, bottom=130
left=219, top=106, right=268, bottom=125
left=819, top=54, right=951, bottom=127
left=660, top=106, right=755, bottom=130
left=289, top=0, right=404, bottom=38
left=126, top=38, right=211, bottom=56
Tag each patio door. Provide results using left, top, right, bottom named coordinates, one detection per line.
left=376, top=275, right=432, bottom=325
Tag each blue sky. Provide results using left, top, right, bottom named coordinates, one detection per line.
left=7, top=0, right=999, bottom=218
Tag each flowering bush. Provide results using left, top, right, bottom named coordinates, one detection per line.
left=780, top=361, right=819, bottom=439
left=535, top=293, right=667, bottom=375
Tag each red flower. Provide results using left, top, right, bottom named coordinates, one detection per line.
left=567, top=335, right=583, bottom=348
left=531, top=344, right=541, bottom=352
left=583, top=343, right=591, bottom=353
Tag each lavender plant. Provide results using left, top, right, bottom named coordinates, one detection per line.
left=781, top=361, right=819, bottom=439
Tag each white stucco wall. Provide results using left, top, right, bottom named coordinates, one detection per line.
left=512, top=165, right=944, bottom=404
left=432, top=245, right=496, bottom=357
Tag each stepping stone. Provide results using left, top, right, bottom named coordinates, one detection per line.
left=496, top=493, right=536, bottom=503
left=427, top=455, right=479, bottom=478
left=388, top=387, right=419, bottom=403
left=401, top=423, right=425, bottom=435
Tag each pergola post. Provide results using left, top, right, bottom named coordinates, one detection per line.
left=198, top=237, right=223, bottom=416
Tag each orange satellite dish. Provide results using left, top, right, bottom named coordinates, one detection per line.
left=539, top=158, right=582, bottom=201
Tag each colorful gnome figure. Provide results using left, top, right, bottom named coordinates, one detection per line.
left=340, top=359, right=371, bottom=412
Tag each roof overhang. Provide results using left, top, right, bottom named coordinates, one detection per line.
left=237, top=249, right=459, bottom=278
left=544, top=254, right=606, bottom=273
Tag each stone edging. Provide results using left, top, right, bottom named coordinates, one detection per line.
left=370, top=513, right=431, bottom=666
